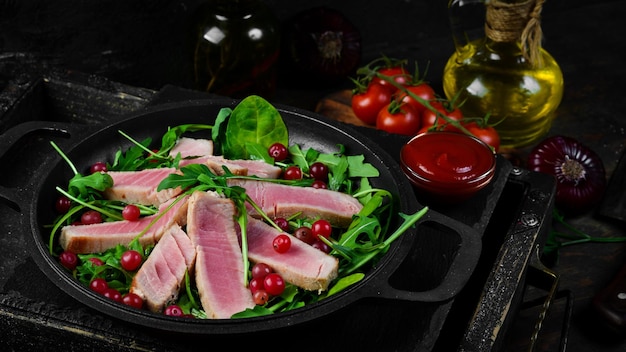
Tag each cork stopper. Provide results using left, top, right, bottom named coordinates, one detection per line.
left=485, top=0, right=545, bottom=67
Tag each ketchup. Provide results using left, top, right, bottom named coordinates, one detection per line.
left=402, top=133, right=494, bottom=183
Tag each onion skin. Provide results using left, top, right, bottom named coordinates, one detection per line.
left=527, top=135, right=606, bottom=215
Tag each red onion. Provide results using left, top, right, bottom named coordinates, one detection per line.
left=281, top=7, right=361, bottom=87
left=527, top=135, right=606, bottom=215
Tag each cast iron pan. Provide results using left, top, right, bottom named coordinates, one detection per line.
left=0, top=98, right=482, bottom=335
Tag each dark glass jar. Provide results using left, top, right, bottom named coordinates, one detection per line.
left=189, top=0, right=280, bottom=98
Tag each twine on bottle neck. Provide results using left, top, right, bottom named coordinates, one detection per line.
left=485, top=0, right=545, bottom=67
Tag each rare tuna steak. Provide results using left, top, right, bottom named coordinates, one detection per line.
left=186, top=191, right=255, bottom=318
left=59, top=195, right=189, bottom=254
left=228, top=179, right=363, bottom=227
left=169, top=137, right=215, bottom=167
left=204, top=155, right=282, bottom=179
left=130, top=225, right=196, bottom=312
left=103, top=168, right=182, bottom=207
left=245, top=217, right=338, bottom=292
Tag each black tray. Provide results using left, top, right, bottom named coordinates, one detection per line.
left=0, top=72, right=555, bottom=351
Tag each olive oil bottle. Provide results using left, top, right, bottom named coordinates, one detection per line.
left=443, top=0, right=563, bottom=149
left=189, top=0, right=280, bottom=98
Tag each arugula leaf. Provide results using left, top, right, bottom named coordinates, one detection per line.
left=212, top=107, right=232, bottom=154
left=223, top=95, right=288, bottom=160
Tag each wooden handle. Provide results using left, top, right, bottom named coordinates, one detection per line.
left=592, top=262, right=626, bottom=333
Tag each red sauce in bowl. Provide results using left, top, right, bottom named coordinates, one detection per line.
left=400, top=132, right=496, bottom=203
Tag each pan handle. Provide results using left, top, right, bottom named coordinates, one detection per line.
left=0, top=121, right=82, bottom=210
left=362, top=209, right=482, bottom=303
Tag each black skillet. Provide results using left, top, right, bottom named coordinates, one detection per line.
left=0, top=98, right=482, bottom=334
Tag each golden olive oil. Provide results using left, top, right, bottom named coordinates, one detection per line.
left=443, top=0, right=563, bottom=149
left=443, top=39, right=563, bottom=149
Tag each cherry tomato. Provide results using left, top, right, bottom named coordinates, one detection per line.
left=376, top=102, right=421, bottom=136
left=122, top=204, right=141, bottom=221
left=309, top=162, right=329, bottom=181
left=351, top=82, right=392, bottom=125
left=251, top=262, right=273, bottom=279
left=272, top=234, right=291, bottom=253
left=55, top=196, right=72, bottom=214
left=81, top=210, right=103, bottom=225
left=371, top=66, right=412, bottom=93
left=311, top=219, right=332, bottom=239
left=463, top=122, right=501, bottom=152
left=122, top=293, right=144, bottom=309
left=397, top=83, right=436, bottom=115
left=268, top=143, right=289, bottom=162
left=263, top=273, right=285, bottom=296
left=90, top=161, right=108, bottom=174
left=293, top=226, right=315, bottom=244
left=89, top=278, right=109, bottom=294
left=421, top=101, right=463, bottom=131
left=59, top=250, right=78, bottom=270
left=283, top=166, right=303, bottom=180
left=120, top=250, right=143, bottom=271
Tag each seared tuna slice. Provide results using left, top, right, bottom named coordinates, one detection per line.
left=103, top=168, right=182, bottom=207
left=59, top=195, right=189, bottom=254
left=204, top=155, right=282, bottom=179
left=169, top=137, right=215, bottom=167
left=186, top=191, right=255, bottom=319
left=130, top=225, right=196, bottom=312
left=228, top=179, right=363, bottom=227
left=245, top=217, right=338, bottom=292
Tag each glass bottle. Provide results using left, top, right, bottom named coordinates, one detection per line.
left=442, top=0, right=563, bottom=149
left=189, top=0, right=280, bottom=98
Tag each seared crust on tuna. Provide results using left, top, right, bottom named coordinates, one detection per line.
left=186, top=191, right=255, bottom=319
left=103, top=168, right=183, bottom=207
left=245, top=217, right=339, bottom=292
left=59, top=195, right=189, bottom=254
left=228, top=179, right=363, bottom=227
left=130, top=225, right=196, bottom=312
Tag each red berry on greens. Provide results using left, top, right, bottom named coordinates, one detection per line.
left=120, top=250, right=143, bottom=271
left=55, top=196, right=72, bottom=213
left=311, top=219, right=332, bottom=239
left=249, top=277, right=265, bottom=294
left=311, top=180, right=327, bottom=189
left=283, top=166, right=302, bottom=180
left=90, top=161, right=108, bottom=174
left=89, top=278, right=109, bottom=294
left=263, top=273, right=285, bottom=296
left=81, top=210, right=103, bottom=225
left=268, top=143, right=289, bottom=162
left=122, top=204, right=141, bottom=221
left=103, top=288, right=123, bottom=302
left=59, top=250, right=78, bottom=270
left=274, top=217, right=290, bottom=232
left=164, top=305, right=184, bottom=317
left=253, top=290, right=270, bottom=305
left=88, top=257, right=104, bottom=266
left=251, top=262, right=273, bottom=279
left=309, top=162, right=329, bottom=181
left=273, top=234, right=291, bottom=253
left=293, top=226, right=314, bottom=244
left=312, top=240, right=332, bottom=253
left=122, top=293, right=144, bottom=309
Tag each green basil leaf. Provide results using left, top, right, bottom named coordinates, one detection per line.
left=224, top=95, right=288, bottom=160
